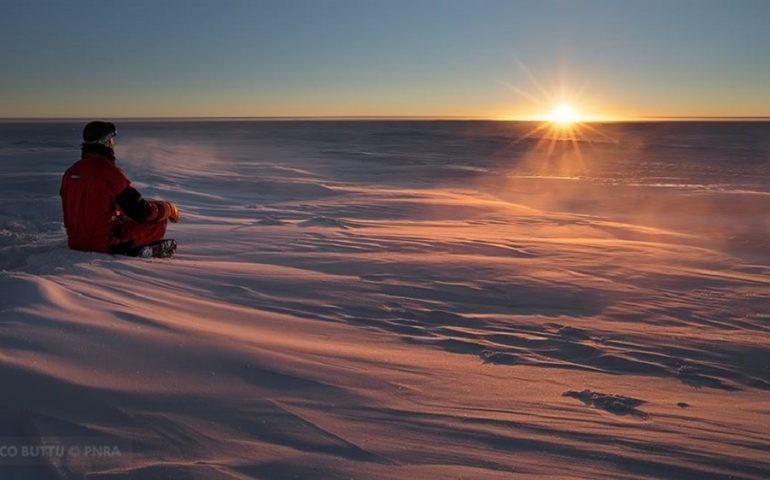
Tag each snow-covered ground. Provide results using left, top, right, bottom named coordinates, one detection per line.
left=0, top=120, right=768, bottom=479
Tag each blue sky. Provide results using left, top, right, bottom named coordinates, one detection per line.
left=1, top=0, right=769, bottom=118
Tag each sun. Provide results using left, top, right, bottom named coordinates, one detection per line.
left=547, top=103, right=582, bottom=125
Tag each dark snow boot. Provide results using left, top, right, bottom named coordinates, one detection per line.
left=136, top=239, right=177, bottom=259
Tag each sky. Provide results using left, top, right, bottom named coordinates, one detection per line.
left=1, top=0, right=769, bottom=119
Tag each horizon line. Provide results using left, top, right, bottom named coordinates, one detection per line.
left=1, top=115, right=769, bottom=123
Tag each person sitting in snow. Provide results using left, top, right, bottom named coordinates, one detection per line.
left=60, top=121, right=180, bottom=258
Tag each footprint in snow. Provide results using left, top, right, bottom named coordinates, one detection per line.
left=563, top=389, right=649, bottom=419
left=255, top=216, right=286, bottom=225
left=298, top=216, right=356, bottom=229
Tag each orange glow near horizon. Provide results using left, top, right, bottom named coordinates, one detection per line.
left=499, top=108, right=620, bottom=182
left=511, top=102, right=618, bottom=152
left=494, top=60, right=627, bottom=178
left=546, top=103, right=587, bottom=125
left=502, top=98, right=613, bottom=123
left=495, top=58, right=631, bottom=123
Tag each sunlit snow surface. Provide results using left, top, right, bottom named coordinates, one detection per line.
left=0, top=120, right=768, bottom=479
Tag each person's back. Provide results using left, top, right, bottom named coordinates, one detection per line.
left=61, top=150, right=131, bottom=252
left=60, top=121, right=180, bottom=257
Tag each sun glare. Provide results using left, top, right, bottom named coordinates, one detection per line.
left=547, top=104, right=581, bottom=125
left=500, top=60, right=619, bottom=172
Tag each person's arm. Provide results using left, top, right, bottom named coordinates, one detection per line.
left=115, top=186, right=180, bottom=223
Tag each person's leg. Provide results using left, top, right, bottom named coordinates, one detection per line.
left=117, top=219, right=167, bottom=251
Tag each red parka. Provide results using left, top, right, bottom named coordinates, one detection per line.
left=60, top=147, right=170, bottom=253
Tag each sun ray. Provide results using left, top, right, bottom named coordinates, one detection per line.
left=547, top=104, right=582, bottom=124
left=579, top=122, right=620, bottom=144
left=496, top=79, right=542, bottom=104
left=496, top=59, right=619, bottom=180
left=507, top=122, right=551, bottom=147
left=514, top=57, right=553, bottom=104
left=567, top=125, right=584, bottom=169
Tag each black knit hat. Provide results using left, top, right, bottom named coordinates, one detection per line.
left=82, top=121, right=117, bottom=143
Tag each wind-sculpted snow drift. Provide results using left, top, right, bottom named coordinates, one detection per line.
left=0, top=121, right=768, bottom=479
